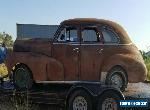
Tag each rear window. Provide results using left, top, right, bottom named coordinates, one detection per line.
left=100, top=26, right=119, bottom=44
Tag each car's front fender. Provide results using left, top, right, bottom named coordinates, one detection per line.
left=5, top=52, right=64, bottom=81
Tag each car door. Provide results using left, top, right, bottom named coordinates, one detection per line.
left=80, top=26, right=104, bottom=81
left=51, top=26, right=80, bottom=81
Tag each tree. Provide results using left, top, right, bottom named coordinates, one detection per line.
left=140, top=50, right=149, bottom=60
left=0, top=32, right=14, bottom=47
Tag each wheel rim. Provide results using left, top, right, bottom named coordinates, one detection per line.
left=14, top=68, right=30, bottom=88
left=102, top=98, right=117, bottom=110
left=73, top=96, right=88, bottom=110
left=110, top=73, right=123, bottom=89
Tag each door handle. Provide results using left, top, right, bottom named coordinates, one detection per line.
left=97, top=48, right=103, bottom=53
left=73, top=47, right=79, bottom=51
left=73, top=47, right=79, bottom=53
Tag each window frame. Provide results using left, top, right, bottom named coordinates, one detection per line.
left=99, top=26, right=120, bottom=44
left=53, top=25, right=80, bottom=43
left=81, top=26, right=103, bottom=43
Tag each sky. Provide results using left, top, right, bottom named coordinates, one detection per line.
left=0, top=0, right=150, bottom=51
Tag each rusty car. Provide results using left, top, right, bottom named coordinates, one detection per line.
left=5, top=18, right=147, bottom=91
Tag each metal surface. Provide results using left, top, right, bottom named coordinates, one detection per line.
left=5, top=18, right=147, bottom=83
left=52, top=42, right=80, bottom=80
left=110, top=74, right=123, bottom=89
left=1, top=82, right=150, bottom=109
left=101, top=98, right=117, bottom=110
left=80, top=44, right=103, bottom=81
left=73, top=96, right=87, bottom=110
left=17, top=24, right=59, bottom=39
left=60, top=18, right=132, bottom=44
left=0, top=80, right=124, bottom=109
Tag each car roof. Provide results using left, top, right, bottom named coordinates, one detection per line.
left=61, top=18, right=132, bottom=44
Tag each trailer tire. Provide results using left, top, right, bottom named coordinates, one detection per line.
left=67, top=90, right=93, bottom=110
left=97, top=90, right=123, bottom=110
left=13, top=64, right=33, bottom=90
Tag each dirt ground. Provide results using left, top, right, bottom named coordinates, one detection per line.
left=123, top=82, right=150, bottom=110
left=124, top=82, right=150, bottom=98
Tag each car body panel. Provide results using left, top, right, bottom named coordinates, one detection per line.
left=60, top=18, right=132, bottom=44
left=6, top=52, right=64, bottom=81
left=80, top=44, right=104, bottom=81
left=52, top=42, right=80, bottom=81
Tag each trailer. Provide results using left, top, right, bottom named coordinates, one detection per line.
left=1, top=81, right=150, bottom=110
left=0, top=79, right=125, bottom=110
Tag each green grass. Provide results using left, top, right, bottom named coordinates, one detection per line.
left=0, top=92, right=40, bottom=110
left=144, top=56, right=150, bottom=81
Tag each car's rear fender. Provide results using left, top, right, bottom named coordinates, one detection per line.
left=100, top=54, right=147, bottom=83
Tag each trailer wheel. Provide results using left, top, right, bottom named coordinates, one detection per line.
left=105, top=67, right=128, bottom=91
left=68, top=90, right=92, bottom=110
left=97, top=90, right=123, bottom=110
left=13, top=64, right=33, bottom=90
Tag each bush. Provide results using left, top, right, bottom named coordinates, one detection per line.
left=0, top=63, right=8, bottom=77
left=144, top=56, right=150, bottom=81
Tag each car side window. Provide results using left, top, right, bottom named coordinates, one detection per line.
left=57, top=27, right=78, bottom=42
left=100, top=27, right=119, bottom=44
left=82, top=28, right=101, bottom=42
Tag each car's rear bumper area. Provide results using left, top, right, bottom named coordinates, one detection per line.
left=127, top=61, right=147, bottom=83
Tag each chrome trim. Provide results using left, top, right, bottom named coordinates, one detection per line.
left=73, top=47, right=79, bottom=50
left=101, top=72, right=107, bottom=84
left=53, top=42, right=132, bottom=46
left=36, top=80, right=101, bottom=84
left=53, top=42, right=80, bottom=45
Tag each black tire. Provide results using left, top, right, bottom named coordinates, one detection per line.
left=97, top=90, right=123, bottom=110
left=67, top=90, right=93, bottom=110
left=13, top=64, right=33, bottom=90
left=105, top=67, right=128, bottom=92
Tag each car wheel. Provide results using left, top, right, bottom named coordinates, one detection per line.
left=105, top=67, right=128, bottom=91
left=13, top=65, right=33, bottom=90
left=68, top=90, right=93, bottom=110
left=97, top=90, right=123, bottom=110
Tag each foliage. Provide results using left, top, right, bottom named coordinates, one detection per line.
left=141, top=50, right=150, bottom=81
left=0, top=93, right=40, bottom=110
left=144, top=56, right=150, bottom=81
left=0, top=32, right=14, bottom=47
left=0, top=63, right=8, bottom=77
left=140, top=50, right=147, bottom=59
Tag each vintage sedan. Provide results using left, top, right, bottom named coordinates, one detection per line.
left=6, top=18, right=147, bottom=91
